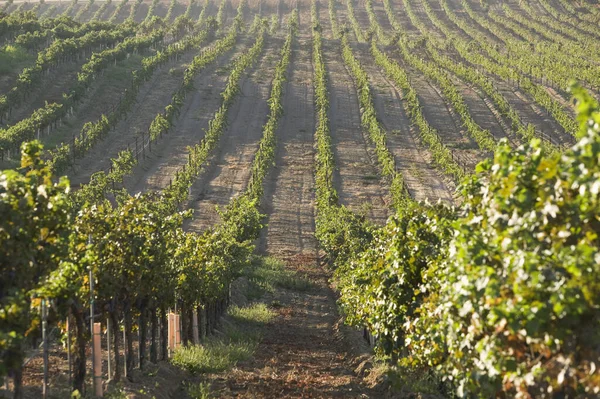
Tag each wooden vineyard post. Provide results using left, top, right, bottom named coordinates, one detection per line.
left=67, top=313, right=72, bottom=388
left=92, top=323, right=103, bottom=397
left=175, top=314, right=181, bottom=349
left=106, top=318, right=112, bottom=380
left=42, top=299, right=49, bottom=399
left=137, top=317, right=141, bottom=368
left=192, top=311, right=199, bottom=345
left=122, top=325, right=127, bottom=379
left=89, top=258, right=98, bottom=395
left=168, top=312, right=175, bottom=357
left=200, top=306, right=207, bottom=340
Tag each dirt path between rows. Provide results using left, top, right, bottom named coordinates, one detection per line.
left=348, top=41, right=455, bottom=203
left=345, top=1, right=455, bottom=202
left=69, top=37, right=247, bottom=188
left=320, top=3, right=390, bottom=224
left=124, top=37, right=267, bottom=195
left=197, top=4, right=384, bottom=397
left=258, top=12, right=316, bottom=259
left=183, top=37, right=282, bottom=232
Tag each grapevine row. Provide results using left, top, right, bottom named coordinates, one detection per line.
left=312, top=0, right=374, bottom=267
left=338, top=9, right=410, bottom=208
left=344, top=0, right=364, bottom=43
left=108, top=0, right=129, bottom=23
left=382, top=0, right=559, bottom=153
left=2, top=11, right=259, bottom=392
left=0, top=28, right=163, bottom=155
left=334, top=86, right=600, bottom=397
left=165, top=0, right=178, bottom=21
left=48, top=27, right=212, bottom=173
left=164, top=27, right=266, bottom=207
left=363, top=0, right=496, bottom=152
left=0, top=24, right=137, bottom=122
left=417, top=0, right=578, bottom=136
left=71, top=2, right=245, bottom=193
left=74, top=0, right=95, bottom=21
left=92, top=0, right=111, bottom=21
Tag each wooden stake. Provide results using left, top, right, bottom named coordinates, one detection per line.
left=192, top=311, right=199, bottom=345
left=107, top=318, right=112, bottom=381
left=67, top=314, right=72, bottom=388
left=168, top=313, right=175, bottom=356
left=42, top=299, right=49, bottom=399
left=175, top=314, right=181, bottom=348
left=92, top=323, right=103, bottom=397
left=123, top=326, right=127, bottom=379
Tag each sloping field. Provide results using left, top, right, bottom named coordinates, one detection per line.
left=1, top=0, right=598, bottom=397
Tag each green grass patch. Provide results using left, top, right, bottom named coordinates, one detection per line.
left=186, top=381, right=212, bottom=399
left=244, top=256, right=315, bottom=300
left=172, top=303, right=275, bottom=375
left=172, top=340, right=256, bottom=374
left=172, top=257, right=309, bottom=383
left=228, top=303, right=275, bottom=325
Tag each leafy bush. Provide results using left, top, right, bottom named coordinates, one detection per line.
left=336, top=85, right=600, bottom=397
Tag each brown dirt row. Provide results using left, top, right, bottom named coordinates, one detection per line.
left=333, top=1, right=455, bottom=202
left=406, top=0, right=575, bottom=147
left=69, top=36, right=249, bottom=187
left=124, top=37, right=274, bottom=196
left=200, top=4, right=383, bottom=397
left=257, top=8, right=316, bottom=258
left=320, top=0, right=391, bottom=225
left=170, top=37, right=281, bottom=233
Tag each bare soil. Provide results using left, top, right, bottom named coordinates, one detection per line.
left=257, top=18, right=317, bottom=258
left=179, top=37, right=281, bottom=232
left=325, top=2, right=454, bottom=203
left=69, top=37, right=245, bottom=187
left=321, top=5, right=391, bottom=224
left=204, top=257, right=384, bottom=398
left=200, top=6, right=386, bottom=396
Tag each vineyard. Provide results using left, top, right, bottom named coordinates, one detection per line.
left=0, top=0, right=599, bottom=397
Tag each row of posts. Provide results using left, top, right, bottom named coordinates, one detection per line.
left=89, top=312, right=183, bottom=398
left=35, top=308, right=184, bottom=398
